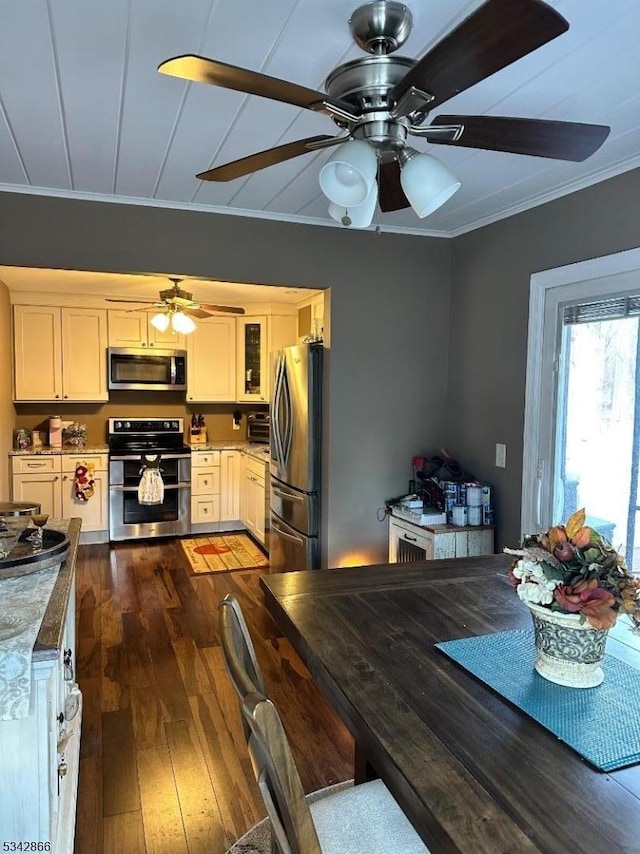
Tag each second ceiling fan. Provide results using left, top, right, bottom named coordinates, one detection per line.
left=157, top=0, right=610, bottom=224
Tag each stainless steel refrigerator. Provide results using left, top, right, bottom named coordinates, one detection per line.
left=269, top=342, right=323, bottom=571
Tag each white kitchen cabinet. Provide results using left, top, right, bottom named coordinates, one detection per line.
left=190, top=450, right=221, bottom=530
left=190, top=449, right=242, bottom=532
left=11, top=455, right=63, bottom=518
left=107, top=309, right=186, bottom=349
left=13, top=305, right=108, bottom=402
left=60, top=454, right=109, bottom=535
left=187, top=316, right=237, bottom=402
left=220, top=450, right=241, bottom=524
left=388, top=514, right=494, bottom=563
left=236, top=315, right=297, bottom=403
left=0, top=537, right=82, bottom=852
left=11, top=454, right=109, bottom=542
left=243, top=453, right=267, bottom=546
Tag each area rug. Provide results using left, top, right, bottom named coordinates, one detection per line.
left=180, top=534, right=269, bottom=574
left=226, top=780, right=353, bottom=853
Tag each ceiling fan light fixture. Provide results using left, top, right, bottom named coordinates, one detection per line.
left=171, top=310, right=196, bottom=334
left=150, top=311, right=171, bottom=332
left=399, top=149, right=461, bottom=218
left=319, top=139, right=377, bottom=207
left=328, top=179, right=378, bottom=229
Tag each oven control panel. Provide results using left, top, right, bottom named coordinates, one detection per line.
left=108, top=418, right=183, bottom=434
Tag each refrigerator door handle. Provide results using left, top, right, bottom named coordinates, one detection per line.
left=271, top=484, right=304, bottom=503
left=271, top=353, right=284, bottom=466
left=271, top=517, right=305, bottom=547
left=280, top=360, right=293, bottom=466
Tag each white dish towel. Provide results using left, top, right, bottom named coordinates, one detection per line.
left=138, top=456, right=165, bottom=505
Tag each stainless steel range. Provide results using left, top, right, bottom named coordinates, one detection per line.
left=108, top=417, right=191, bottom=541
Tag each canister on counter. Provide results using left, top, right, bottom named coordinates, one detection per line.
left=466, top=484, right=483, bottom=507
left=442, top=481, right=458, bottom=523
left=467, top=506, right=482, bottom=525
left=451, top=504, right=468, bottom=526
left=49, top=415, right=62, bottom=448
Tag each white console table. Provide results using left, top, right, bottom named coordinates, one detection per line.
left=388, top=511, right=494, bottom=563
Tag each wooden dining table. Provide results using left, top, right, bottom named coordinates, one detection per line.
left=260, top=555, right=640, bottom=853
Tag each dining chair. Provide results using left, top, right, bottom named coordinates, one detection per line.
left=219, top=595, right=430, bottom=854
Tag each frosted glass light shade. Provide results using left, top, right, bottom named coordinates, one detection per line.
left=319, top=140, right=377, bottom=207
left=400, top=153, right=461, bottom=218
left=328, top=180, right=378, bottom=229
left=150, top=312, right=170, bottom=332
left=171, top=311, right=196, bottom=334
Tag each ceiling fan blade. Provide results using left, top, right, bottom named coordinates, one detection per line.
left=105, top=298, right=155, bottom=304
left=428, top=115, right=611, bottom=162
left=378, top=161, right=410, bottom=213
left=390, top=0, right=568, bottom=112
left=197, top=135, right=339, bottom=181
left=182, top=308, right=212, bottom=319
left=197, top=303, right=246, bottom=315
left=158, top=54, right=357, bottom=118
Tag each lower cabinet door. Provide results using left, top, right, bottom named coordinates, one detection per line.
left=12, top=473, right=63, bottom=517
left=192, top=495, right=220, bottom=524
left=61, top=471, right=108, bottom=531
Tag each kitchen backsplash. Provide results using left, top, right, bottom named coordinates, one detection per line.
left=13, top=393, right=268, bottom=444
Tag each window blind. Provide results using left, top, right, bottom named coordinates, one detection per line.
left=563, top=295, right=640, bottom=325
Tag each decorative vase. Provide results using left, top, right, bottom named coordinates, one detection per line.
left=527, top=602, right=609, bottom=688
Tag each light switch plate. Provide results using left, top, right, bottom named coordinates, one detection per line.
left=495, top=443, right=506, bottom=468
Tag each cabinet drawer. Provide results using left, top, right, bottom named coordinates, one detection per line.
left=191, top=495, right=220, bottom=523
left=61, top=454, right=108, bottom=473
left=192, top=451, right=220, bottom=468
left=192, top=468, right=220, bottom=496
left=245, top=455, right=267, bottom=480
left=11, top=455, right=61, bottom=474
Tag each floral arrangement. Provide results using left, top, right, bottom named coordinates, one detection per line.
left=505, top=508, right=640, bottom=631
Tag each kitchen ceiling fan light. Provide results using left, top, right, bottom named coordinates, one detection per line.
left=171, top=311, right=196, bottom=334
left=150, top=311, right=171, bottom=332
left=328, top=179, right=378, bottom=229
left=399, top=149, right=461, bottom=218
left=319, top=139, right=377, bottom=207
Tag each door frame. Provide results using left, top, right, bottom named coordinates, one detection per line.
left=522, top=246, right=640, bottom=535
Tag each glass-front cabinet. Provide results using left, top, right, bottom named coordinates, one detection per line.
left=237, top=316, right=267, bottom=402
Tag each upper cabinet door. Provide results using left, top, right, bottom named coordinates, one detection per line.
left=108, top=309, right=186, bottom=349
left=107, top=309, right=148, bottom=347
left=61, top=308, right=108, bottom=401
left=237, top=316, right=268, bottom=403
left=13, top=305, right=63, bottom=401
left=187, top=316, right=237, bottom=402
left=147, top=319, right=185, bottom=349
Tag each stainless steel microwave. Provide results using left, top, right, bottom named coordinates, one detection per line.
left=108, top=347, right=187, bottom=391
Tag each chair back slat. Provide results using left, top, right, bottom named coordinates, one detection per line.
left=245, top=693, right=322, bottom=854
left=219, top=595, right=322, bottom=854
left=219, top=594, right=267, bottom=699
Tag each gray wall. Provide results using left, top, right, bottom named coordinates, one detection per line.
left=0, top=192, right=452, bottom=566
left=448, top=167, right=640, bottom=550
left=0, top=280, right=14, bottom=501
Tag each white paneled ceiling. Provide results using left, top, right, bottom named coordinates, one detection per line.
left=0, top=0, right=638, bottom=237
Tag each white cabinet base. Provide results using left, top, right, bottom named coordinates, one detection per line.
left=389, top=514, right=494, bottom=563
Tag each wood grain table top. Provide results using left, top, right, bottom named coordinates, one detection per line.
left=261, top=556, right=640, bottom=854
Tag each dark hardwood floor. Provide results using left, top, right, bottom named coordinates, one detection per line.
left=73, top=539, right=354, bottom=854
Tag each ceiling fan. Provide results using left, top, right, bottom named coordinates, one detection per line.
left=107, top=277, right=245, bottom=334
left=157, top=0, right=610, bottom=227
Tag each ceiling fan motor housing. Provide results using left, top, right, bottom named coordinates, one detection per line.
left=349, top=1, right=414, bottom=55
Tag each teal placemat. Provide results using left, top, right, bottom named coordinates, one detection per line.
left=436, top=628, right=640, bottom=772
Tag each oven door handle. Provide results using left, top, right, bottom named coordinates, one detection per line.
left=110, top=484, right=191, bottom=492
left=110, top=453, right=191, bottom=461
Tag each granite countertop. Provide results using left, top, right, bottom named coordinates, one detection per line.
left=189, top=441, right=270, bottom=461
left=10, top=444, right=109, bottom=456
left=34, top=518, right=81, bottom=660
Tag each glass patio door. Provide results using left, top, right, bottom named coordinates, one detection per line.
left=521, top=247, right=640, bottom=576
left=553, top=298, right=640, bottom=568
